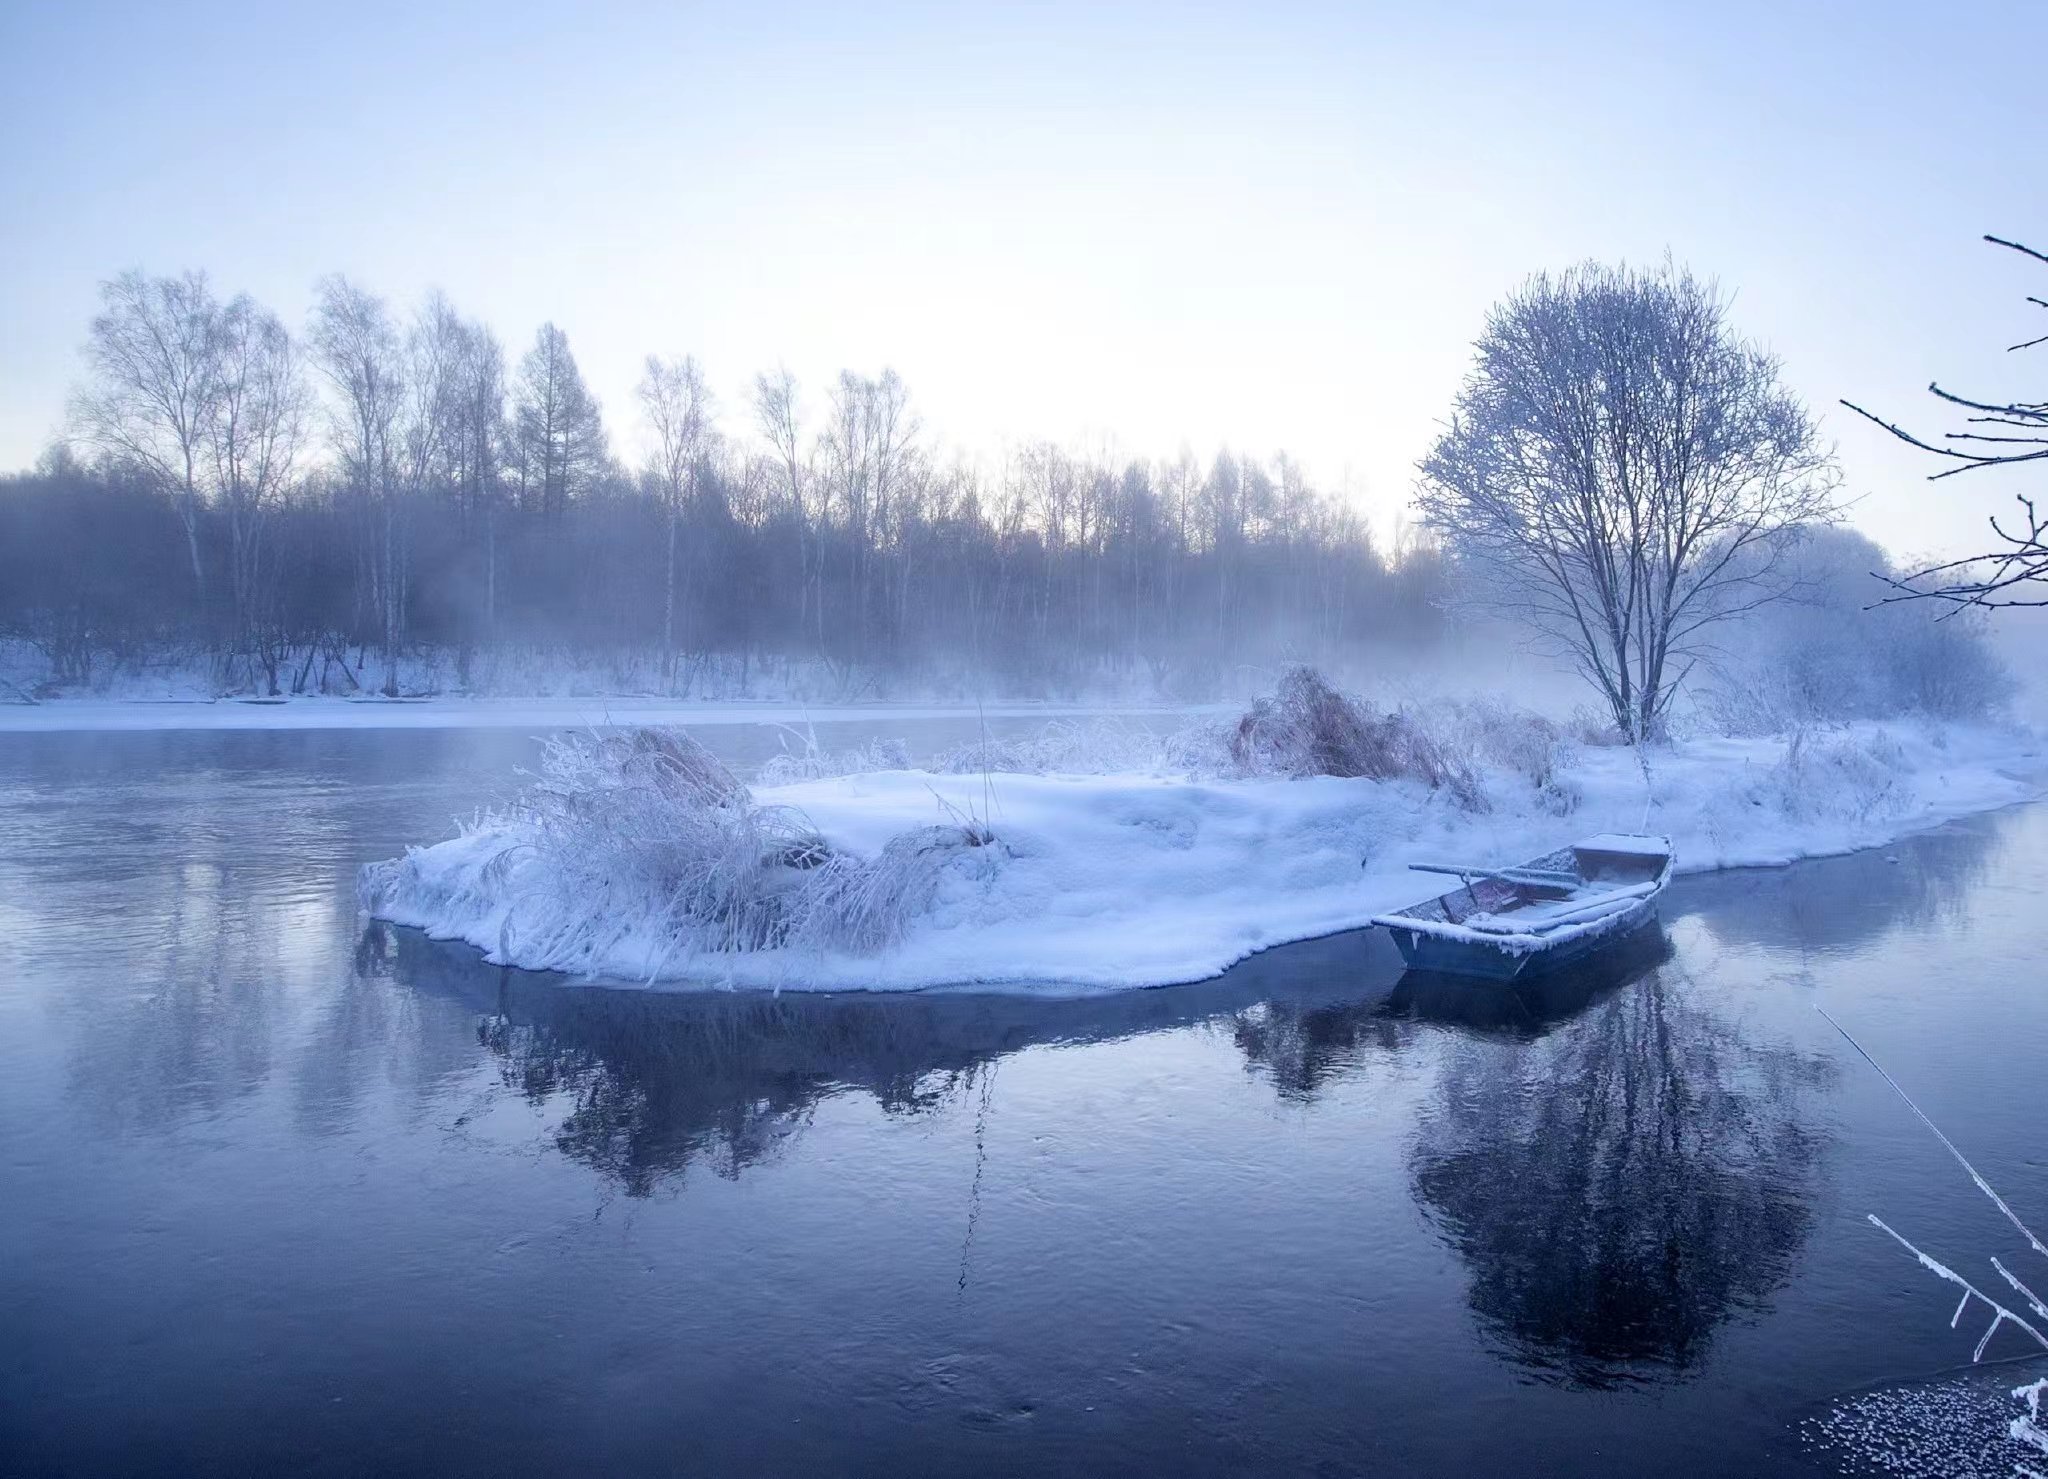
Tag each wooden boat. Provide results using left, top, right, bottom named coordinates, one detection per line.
left=1370, top=833, right=1673, bottom=981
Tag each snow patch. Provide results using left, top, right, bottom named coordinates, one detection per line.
left=358, top=716, right=2042, bottom=993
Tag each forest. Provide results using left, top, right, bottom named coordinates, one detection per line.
left=0, top=271, right=1441, bottom=700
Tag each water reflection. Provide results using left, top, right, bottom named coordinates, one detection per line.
left=372, top=923, right=1407, bottom=1196
left=1383, top=924, right=1675, bottom=1038
left=1226, top=994, right=1405, bottom=1101
left=1671, top=810, right=2006, bottom=955
left=1410, top=960, right=1830, bottom=1389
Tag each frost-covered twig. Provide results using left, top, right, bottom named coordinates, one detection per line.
left=1867, top=1215, right=2048, bottom=1360
left=1997, top=1257, right=2048, bottom=1328
left=1818, top=1006, right=2048, bottom=1263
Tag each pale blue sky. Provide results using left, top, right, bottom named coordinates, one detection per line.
left=2, top=0, right=2042, bottom=554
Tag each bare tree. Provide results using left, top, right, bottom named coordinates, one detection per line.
left=753, top=368, right=819, bottom=646
left=207, top=294, right=309, bottom=671
left=444, top=317, right=507, bottom=648
left=1844, top=235, right=2048, bottom=610
left=69, top=270, right=223, bottom=602
left=309, top=275, right=407, bottom=693
left=639, top=353, right=713, bottom=670
left=37, top=264, right=1450, bottom=695
left=821, top=369, right=918, bottom=663
left=1419, top=260, right=1839, bottom=739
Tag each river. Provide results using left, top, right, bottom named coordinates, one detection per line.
left=2, top=720, right=2042, bottom=1476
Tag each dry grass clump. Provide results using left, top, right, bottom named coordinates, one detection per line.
left=367, top=728, right=1001, bottom=973
left=1228, top=666, right=1485, bottom=809
left=1423, top=697, right=1581, bottom=813
left=523, top=728, right=819, bottom=954
left=1743, top=726, right=1909, bottom=825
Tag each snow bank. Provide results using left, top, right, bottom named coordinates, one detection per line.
left=359, top=716, right=2043, bottom=993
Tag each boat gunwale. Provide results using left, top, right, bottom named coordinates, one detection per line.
left=1370, top=834, right=1674, bottom=958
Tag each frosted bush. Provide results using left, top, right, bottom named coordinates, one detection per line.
left=1227, top=666, right=1485, bottom=809
left=1695, top=670, right=1804, bottom=739
left=1158, top=717, right=1235, bottom=775
left=757, top=729, right=912, bottom=785
left=1697, top=527, right=2014, bottom=733
left=1419, top=697, right=1581, bottom=812
left=1743, top=727, right=1908, bottom=825
left=792, top=824, right=996, bottom=953
left=1567, top=705, right=1633, bottom=748
left=359, top=728, right=999, bottom=972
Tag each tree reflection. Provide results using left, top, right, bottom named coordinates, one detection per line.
left=1410, top=965, right=1829, bottom=1388
left=400, top=940, right=1016, bottom=1196
left=375, top=921, right=1406, bottom=1196
left=1228, top=995, right=1404, bottom=1101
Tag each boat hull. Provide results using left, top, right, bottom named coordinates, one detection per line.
left=1384, top=899, right=1662, bottom=981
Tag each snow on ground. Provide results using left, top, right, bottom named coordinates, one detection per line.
left=360, top=719, right=2044, bottom=994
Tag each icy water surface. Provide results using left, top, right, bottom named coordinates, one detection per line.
left=2, top=723, right=2044, bottom=1476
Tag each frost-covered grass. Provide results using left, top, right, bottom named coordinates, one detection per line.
left=358, top=730, right=1004, bottom=975
left=357, top=667, right=2043, bottom=992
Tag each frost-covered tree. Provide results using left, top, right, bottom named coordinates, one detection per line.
left=1419, top=261, right=1839, bottom=740
left=1697, top=527, right=2011, bottom=730
left=512, top=323, right=606, bottom=518
left=753, top=367, right=820, bottom=646
left=32, top=263, right=1437, bottom=693
left=1845, top=235, right=2048, bottom=611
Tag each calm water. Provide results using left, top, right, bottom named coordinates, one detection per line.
left=2, top=723, right=2044, bottom=1476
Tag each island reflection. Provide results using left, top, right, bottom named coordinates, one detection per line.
left=363, top=814, right=2014, bottom=1389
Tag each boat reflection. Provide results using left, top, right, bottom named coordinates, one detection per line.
left=1381, top=921, right=1674, bottom=1038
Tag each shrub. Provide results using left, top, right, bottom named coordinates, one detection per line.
left=1227, top=666, right=1485, bottom=808
left=1696, top=527, right=2014, bottom=732
left=1742, top=726, right=1908, bottom=824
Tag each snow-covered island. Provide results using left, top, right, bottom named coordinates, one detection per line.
left=359, top=670, right=2044, bottom=993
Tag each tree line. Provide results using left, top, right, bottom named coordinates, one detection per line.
left=0, top=270, right=1443, bottom=698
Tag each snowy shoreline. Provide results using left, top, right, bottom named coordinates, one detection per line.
left=359, top=720, right=2045, bottom=995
